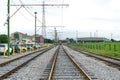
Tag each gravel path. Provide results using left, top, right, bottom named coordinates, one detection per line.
left=5, top=46, right=58, bottom=80
left=63, top=46, right=120, bottom=80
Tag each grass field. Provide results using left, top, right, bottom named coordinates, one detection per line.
left=69, top=42, right=120, bottom=58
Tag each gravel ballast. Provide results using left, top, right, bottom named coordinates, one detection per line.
left=5, top=46, right=58, bottom=80
left=63, top=46, right=120, bottom=80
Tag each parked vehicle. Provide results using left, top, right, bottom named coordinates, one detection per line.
left=10, top=44, right=27, bottom=53
left=21, top=44, right=29, bottom=52
left=0, top=44, right=12, bottom=55
left=10, top=43, right=42, bottom=53
left=22, top=44, right=33, bottom=51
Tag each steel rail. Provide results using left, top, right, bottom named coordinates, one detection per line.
left=0, top=48, right=47, bottom=66
left=47, top=46, right=60, bottom=80
left=62, top=46, right=92, bottom=80
left=47, top=45, right=92, bottom=80
left=67, top=45, right=120, bottom=68
left=0, top=47, right=53, bottom=79
left=68, top=45, right=120, bottom=61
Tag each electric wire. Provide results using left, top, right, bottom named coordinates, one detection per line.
left=18, top=0, right=42, bottom=33
left=10, top=6, right=23, bottom=18
left=36, top=26, right=42, bottom=32
left=12, top=0, right=42, bottom=33
left=11, top=0, right=34, bottom=22
left=18, top=0, right=42, bottom=24
left=4, top=0, right=23, bottom=25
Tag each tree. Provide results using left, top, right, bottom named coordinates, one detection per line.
left=66, top=38, right=76, bottom=43
left=111, top=39, right=116, bottom=42
left=0, top=34, right=8, bottom=43
left=69, top=38, right=76, bottom=43
left=44, top=38, right=53, bottom=43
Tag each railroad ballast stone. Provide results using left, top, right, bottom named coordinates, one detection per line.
left=5, top=46, right=58, bottom=80
left=63, top=46, right=120, bottom=80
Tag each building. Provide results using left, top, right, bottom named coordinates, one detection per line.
left=11, top=32, right=44, bottom=44
left=77, top=37, right=110, bottom=42
left=35, top=34, right=44, bottom=43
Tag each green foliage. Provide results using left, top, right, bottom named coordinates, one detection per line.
left=66, top=38, right=76, bottom=43
left=70, top=42, right=120, bottom=58
left=0, top=34, right=8, bottom=43
left=69, top=38, right=76, bottom=43
left=44, top=38, right=53, bottom=43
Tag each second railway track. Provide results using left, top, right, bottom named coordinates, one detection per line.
left=67, top=45, right=120, bottom=69
left=0, top=47, right=53, bottom=80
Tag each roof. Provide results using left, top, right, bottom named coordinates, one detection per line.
left=77, top=37, right=110, bottom=41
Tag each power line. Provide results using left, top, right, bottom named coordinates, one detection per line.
left=18, top=0, right=42, bottom=34
left=10, top=6, right=22, bottom=18
left=4, top=0, right=23, bottom=26
left=11, top=0, right=34, bottom=22
left=36, top=26, right=42, bottom=32
left=19, top=0, right=34, bottom=17
left=18, top=0, right=42, bottom=23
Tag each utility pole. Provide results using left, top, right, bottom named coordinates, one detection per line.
left=96, top=30, right=98, bottom=37
left=90, top=32, right=92, bottom=37
left=111, top=33, right=113, bottom=39
left=34, top=12, right=37, bottom=46
left=42, top=1, right=46, bottom=38
left=76, top=30, right=78, bottom=43
left=47, top=27, right=62, bottom=44
left=54, top=28, right=57, bottom=43
left=7, top=0, right=10, bottom=56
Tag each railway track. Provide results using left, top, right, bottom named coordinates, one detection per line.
left=47, top=45, right=92, bottom=80
left=67, top=45, right=120, bottom=69
left=0, top=47, right=53, bottom=80
left=0, top=48, right=47, bottom=66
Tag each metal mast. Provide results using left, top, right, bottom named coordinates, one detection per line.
left=7, top=0, right=10, bottom=56
left=34, top=12, right=37, bottom=46
left=42, top=1, right=46, bottom=38
left=41, top=1, right=69, bottom=38
left=54, top=27, right=57, bottom=43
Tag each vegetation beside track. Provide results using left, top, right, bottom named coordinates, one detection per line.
left=69, top=42, right=120, bottom=58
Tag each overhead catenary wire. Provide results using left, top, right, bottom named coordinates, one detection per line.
left=18, top=0, right=43, bottom=34
left=10, top=6, right=22, bottom=18
left=18, top=0, right=42, bottom=24
left=4, top=0, right=23, bottom=26
left=11, top=0, right=34, bottom=22
left=36, top=26, right=42, bottom=32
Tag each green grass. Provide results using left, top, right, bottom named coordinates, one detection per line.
left=69, top=42, right=120, bottom=59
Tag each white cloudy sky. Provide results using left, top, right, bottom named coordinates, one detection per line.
left=1, top=0, right=120, bottom=40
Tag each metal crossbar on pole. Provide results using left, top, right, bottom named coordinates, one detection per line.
left=11, top=4, right=69, bottom=6
left=37, top=26, right=64, bottom=27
